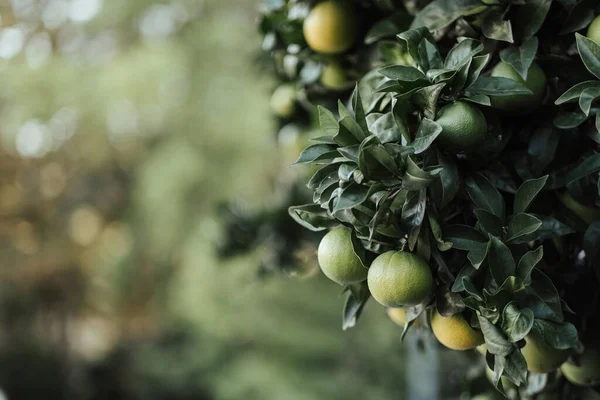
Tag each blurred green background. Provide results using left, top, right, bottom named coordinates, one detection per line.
left=0, top=1, right=483, bottom=399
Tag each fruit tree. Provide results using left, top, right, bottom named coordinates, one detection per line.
left=241, top=0, right=600, bottom=398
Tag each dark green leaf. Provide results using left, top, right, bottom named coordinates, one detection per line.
left=402, top=189, right=427, bottom=250
left=489, top=236, right=515, bottom=285
left=468, top=240, right=490, bottom=270
left=338, top=100, right=353, bottom=119
left=465, top=54, right=490, bottom=88
left=560, top=0, right=596, bottom=35
left=308, top=163, right=340, bottom=189
left=337, top=145, right=360, bottom=163
left=402, top=156, right=441, bottom=190
left=429, top=150, right=460, bottom=210
left=506, top=213, right=542, bottom=243
left=474, top=209, right=503, bottom=237
left=478, top=314, right=513, bottom=356
left=502, top=303, right=534, bottom=342
left=333, top=183, right=371, bottom=212
left=342, top=282, right=370, bottom=330
left=293, top=144, right=338, bottom=164
left=340, top=116, right=367, bottom=143
left=528, top=126, right=558, bottom=176
left=512, top=215, right=574, bottom=243
left=411, top=118, right=442, bottom=154
left=317, top=106, right=339, bottom=137
left=444, top=225, right=487, bottom=251
left=379, top=65, right=428, bottom=81
left=411, top=83, right=446, bottom=119
left=504, top=349, right=528, bottom=386
left=410, top=0, right=488, bottom=31
left=579, top=86, right=600, bottom=116
left=553, top=110, right=588, bottom=129
left=577, top=33, right=600, bottom=79
left=288, top=204, right=337, bottom=231
left=516, top=246, right=543, bottom=286
left=444, top=38, right=484, bottom=69
left=418, top=39, right=443, bottom=71
left=396, top=27, right=435, bottom=67
left=467, top=76, right=533, bottom=96
left=351, top=85, right=368, bottom=134
left=513, top=0, right=552, bottom=40
left=525, top=270, right=563, bottom=322
left=555, top=81, right=600, bottom=105
left=465, top=174, right=505, bottom=220
left=499, top=37, right=538, bottom=80
left=531, top=319, right=579, bottom=350
left=481, top=7, right=513, bottom=43
left=547, top=153, right=600, bottom=189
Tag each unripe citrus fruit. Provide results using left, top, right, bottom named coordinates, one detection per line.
left=317, top=227, right=367, bottom=285
left=587, top=15, right=600, bottom=45
left=490, top=61, right=546, bottom=114
left=558, top=191, right=600, bottom=224
left=303, top=1, right=358, bottom=54
left=431, top=309, right=484, bottom=350
left=387, top=307, right=421, bottom=327
left=270, top=84, right=296, bottom=118
left=521, top=333, right=569, bottom=374
left=560, top=342, right=600, bottom=386
left=367, top=251, right=433, bottom=307
left=320, top=62, right=348, bottom=91
left=434, top=101, right=487, bottom=153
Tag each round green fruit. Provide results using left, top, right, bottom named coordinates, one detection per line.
left=587, top=15, right=600, bottom=45
left=561, top=342, right=600, bottom=386
left=317, top=227, right=367, bottom=285
left=521, top=333, right=570, bottom=374
left=367, top=251, right=432, bottom=307
left=434, top=101, right=488, bottom=153
left=303, top=1, right=358, bottom=54
left=320, top=62, right=348, bottom=91
left=490, top=61, right=546, bottom=114
left=270, top=84, right=296, bottom=118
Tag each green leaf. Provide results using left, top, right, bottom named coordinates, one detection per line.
left=525, top=270, right=563, bottom=322
left=528, top=126, right=559, bottom=176
left=499, top=37, right=538, bottom=80
left=333, top=183, right=371, bottom=212
left=411, top=118, right=442, bottom=154
left=293, top=144, right=338, bottom=165
left=340, top=116, right=367, bottom=143
left=584, top=221, right=600, bottom=265
left=555, top=81, right=600, bottom=105
left=488, top=236, right=515, bottom=285
left=468, top=240, right=490, bottom=270
left=402, top=189, right=427, bottom=251
left=478, top=315, right=513, bottom=356
left=579, top=86, right=600, bottom=116
left=337, top=145, right=360, bottom=163
left=411, top=83, right=446, bottom=119
left=288, top=204, right=337, bottom=231
left=473, top=209, right=503, bottom=237
left=410, top=0, right=488, bottom=31
left=516, top=246, right=543, bottom=286
left=506, top=213, right=542, bottom=243
left=444, top=225, right=487, bottom=251
left=351, top=85, right=369, bottom=134
left=342, top=282, right=370, bottom=330
left=465, top=174, right=505, bottom=220
left=553, top=110, right=588, bottom=129
left=402, top=156, right=441, bottom=190
left=338, top=100, right=353, bottom=120
left=547, top=153, right=600, bottom=189
left=504, top=349, right=528, bottom=386
left=379, top=65, right=428, bottom=82
left=359, top=135, right=398, bottom=177
left=428, top=214, right=453, bottom=251
left=465, top=54, right=490, bottom=88
left=364, top=12, right=412, bottom=45
left=502, top=303, right=534, bottom=342
left=467, top=76, right=533, bottom=96
left=560, top=0, right=596, bottom=35
left=429, top=150, right=460, bottom=210
left=308, top=163, right=340, bottom=189
left=396, top=27, right=435, bottom=67
left=531, top=319, right=579, bottom=350
left=576, top=33, right=600, bottom=79
left=481, top=7, right=513, bottom=43
left=513, top=175, right=548, bottom=214
left=318, top=106, right=339, bottom=137
left=513, top=0, right=552, bottom=40
left=512, top=215, right=574, bottom=243
left=418, top=39, right=443, bottom=71
left=444, top=38, right=484, bottom=69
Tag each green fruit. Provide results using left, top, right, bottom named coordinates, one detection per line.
left=587, top=15, right=600, bottom=45
left=431, top=309, right=484, bottom=350
left=367, top=251, right=432, bottom=307
left=490, top=61, right=546, bottom=114
left=320, top=62, right=348, bottom=91
left=561, top=342, right=600, bottom=386
left=434, top=101, right=488, bottom=152
left=558, top=191, right=600, bottom=224
left=270, top=84, right=296, bottom=118
left=317, top=227, right=367, bottom=285
left=303, top=1, right=358, bottom=54
left=521, top=333, right=570, bottom=374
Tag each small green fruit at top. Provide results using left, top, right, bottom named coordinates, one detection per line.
left=490, top=61, right=546, bottom=114
left=317, top=227, right=367, bottom=285
left=303, top=1, right=358, bottom=54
